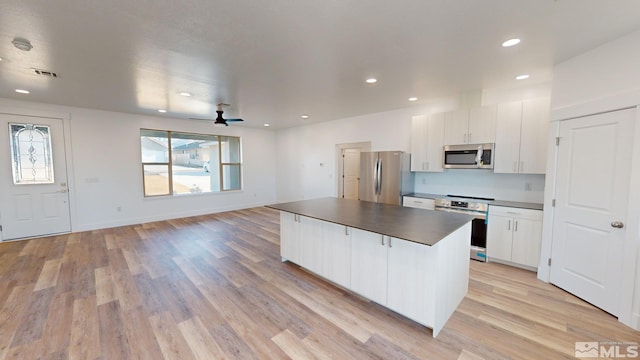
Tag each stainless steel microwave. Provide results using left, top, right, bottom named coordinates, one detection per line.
left=443, top=143, right=495, bottom=169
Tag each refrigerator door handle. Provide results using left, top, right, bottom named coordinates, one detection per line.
left=377, top=158, right=382, bottom=195
left=373, top=158, right=378, bottom=195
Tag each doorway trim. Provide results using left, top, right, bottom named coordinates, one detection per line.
left=335, top=141, right=371, bottom=198
left=0, top=104, right=75, bottom=240
left=538, top=91, right=640, bottom=330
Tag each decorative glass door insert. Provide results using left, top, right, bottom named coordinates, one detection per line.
left=9, top=123, right=55, bottom=184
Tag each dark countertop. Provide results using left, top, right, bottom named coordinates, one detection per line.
left=490, top=200, right=544, bottom=211
left=266, top=197, right=474, bottom=246
left=403, top=193, right=442, bottom=200
left=404, top=193, right=543, bottom=211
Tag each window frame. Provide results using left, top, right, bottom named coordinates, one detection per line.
left=140, top=129, right=242, bottom=197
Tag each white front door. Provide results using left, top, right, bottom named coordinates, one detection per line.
left=342, top=148, right=360, bottom=200
left=550, top=108, right=634, bottom=316
left=0, top=114, right=71, bottom=241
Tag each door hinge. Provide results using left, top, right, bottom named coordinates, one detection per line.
left=556, top=137, right=560, bottom=146
left=548, top=258, right=552, bottom=266
left=552, top=199, right=556, bottom=207
left=0, top=225, right=2, bottom=232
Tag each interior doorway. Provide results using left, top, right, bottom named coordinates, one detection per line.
left=336, top=142, right=371, bottom=199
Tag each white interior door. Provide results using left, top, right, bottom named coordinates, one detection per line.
left=0, top=114, right=71, bottom=241
left=342, top=148, right=360, bottom=200
left=550, top=108, right=634, bottom=316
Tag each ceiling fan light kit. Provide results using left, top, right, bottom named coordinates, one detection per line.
left=12, top=37, right=33, bottom=51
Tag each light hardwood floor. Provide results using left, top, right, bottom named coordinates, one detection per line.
left=0, top=207, right=637, bottom=359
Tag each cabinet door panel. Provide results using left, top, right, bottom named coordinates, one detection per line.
left=494, top=101, right=523, bottom=174
left=410, top=115, right=429, bottom=172
left=280, top=212, right=299, bottom=263
left=426, top=113, right=445, bottom=171
left=350, top=228, right=387, bottom=305
left=444, top=109, right=469, bottom=145
left=511, top=219, right=542, bottom=268
left=519, top=98, right=550, bottom=174
left=322, top=223, right=351, bottom=288
left=298, top=216, right=324, bottom=274
left=486, top=215, right=513, bottom=262
left=469, top=105, right=497, bottom=144
left=387, top=237, right=433, bottom=324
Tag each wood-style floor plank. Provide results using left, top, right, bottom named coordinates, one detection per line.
left=0, top=206, right=638, bottom=360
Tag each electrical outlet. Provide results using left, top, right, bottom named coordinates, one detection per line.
left=525, top=183, right=532, bottom=191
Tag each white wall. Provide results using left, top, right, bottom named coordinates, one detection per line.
left=541, top=29, right=640, bottom=330
left=275, top=98, right=460, bottom=202
left=551, top=30, right=640, bottom=111
left=0, top=98, right=278, bottom=232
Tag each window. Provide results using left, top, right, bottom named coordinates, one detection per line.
left=140, top=129, right=242, bottom=197
left=9, top=123, right=54, bottom=185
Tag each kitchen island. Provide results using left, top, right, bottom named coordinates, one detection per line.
left=267, top=197, right=473, bottom=337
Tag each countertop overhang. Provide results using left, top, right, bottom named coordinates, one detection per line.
left=266, top=197, right=474, bottom=246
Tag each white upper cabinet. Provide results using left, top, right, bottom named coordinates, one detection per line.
left=519, top=98, right=550, bottom=174
left=443, top=109, right=469, bottom=145
left=468, top=105, right=497, bottom=144
left=444, top=105, right=496, bottom=145
left=410, top=113, right=444, bottom=172
left=494, top=98, right=550, bottom=174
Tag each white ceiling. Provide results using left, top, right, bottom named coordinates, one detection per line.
left=1, top=0, right=639, bottom=129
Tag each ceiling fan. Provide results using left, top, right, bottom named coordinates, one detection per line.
left=190, top=103, right=244, bottom=127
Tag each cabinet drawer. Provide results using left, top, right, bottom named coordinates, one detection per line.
left=403, top=197, right=435, bottom=210
left=489, top=206, right=542, bottom=221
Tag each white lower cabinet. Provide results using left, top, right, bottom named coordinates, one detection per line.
left=298, top=216, right=324, bottom=274
left=322, top=222, right=351, bottom=288
left=350, top=228, right=388, bottom=305
left=487, top=206, right=543, bottom=269
left=402, top=196, right=435, bottom=210
left=280, top=212, right=300, bottom=263
left=386, top=236, right=433, bottom=325
left=282, top=212, right=352, bottom=288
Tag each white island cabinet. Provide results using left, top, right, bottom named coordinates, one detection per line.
left=270, top=197, right=473, bottom=337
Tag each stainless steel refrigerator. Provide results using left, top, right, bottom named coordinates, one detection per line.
left=359, top=151, right=414, bottom=205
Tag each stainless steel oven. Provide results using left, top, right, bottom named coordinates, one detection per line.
left=434, top=195, right=492, bottom=262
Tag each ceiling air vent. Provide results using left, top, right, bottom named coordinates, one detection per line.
left=32, top=68, right=59, bottom=78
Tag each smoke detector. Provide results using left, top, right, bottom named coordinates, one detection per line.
left=12, top=37, right=33, bottom=52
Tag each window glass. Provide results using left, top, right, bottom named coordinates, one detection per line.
left=140, top=130, right=169, bottom=163
left=220, top=136, right=241, bottom=163
left=140, top=129, right=241, bottom=196
left=222, top=164, right=241, bottom=191
left=143, top=164, right=170, bottom=196
left=9, top=123, right=55, bottom=184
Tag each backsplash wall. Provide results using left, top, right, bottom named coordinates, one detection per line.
left=414, top=170, right=545, bottom=203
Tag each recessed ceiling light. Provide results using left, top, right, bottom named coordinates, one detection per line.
left=301, top=114, right=309, bottom=119
left=366, top=78, right=377, bottom=84
left=158, top=109, right=167, bottom=113
left=0, top=57, right=3, bottom=61
left=408, top=97, right=418, bottom=102
left=263, top=123, right=270, bottom=127
left=179, top=92, right=191, bottom=97
left=502, top=38, right=521, bottom=47
left=15, top=89, right=30, bottom=94
left=515, top=74, right=530, bottom=80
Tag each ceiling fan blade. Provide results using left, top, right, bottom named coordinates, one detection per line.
left=188, top=117, right=214, bottom=121
left=225, top=118, right=244, bottom=122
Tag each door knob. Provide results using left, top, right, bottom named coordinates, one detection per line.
left=611, top=221, right=625, bottom=228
